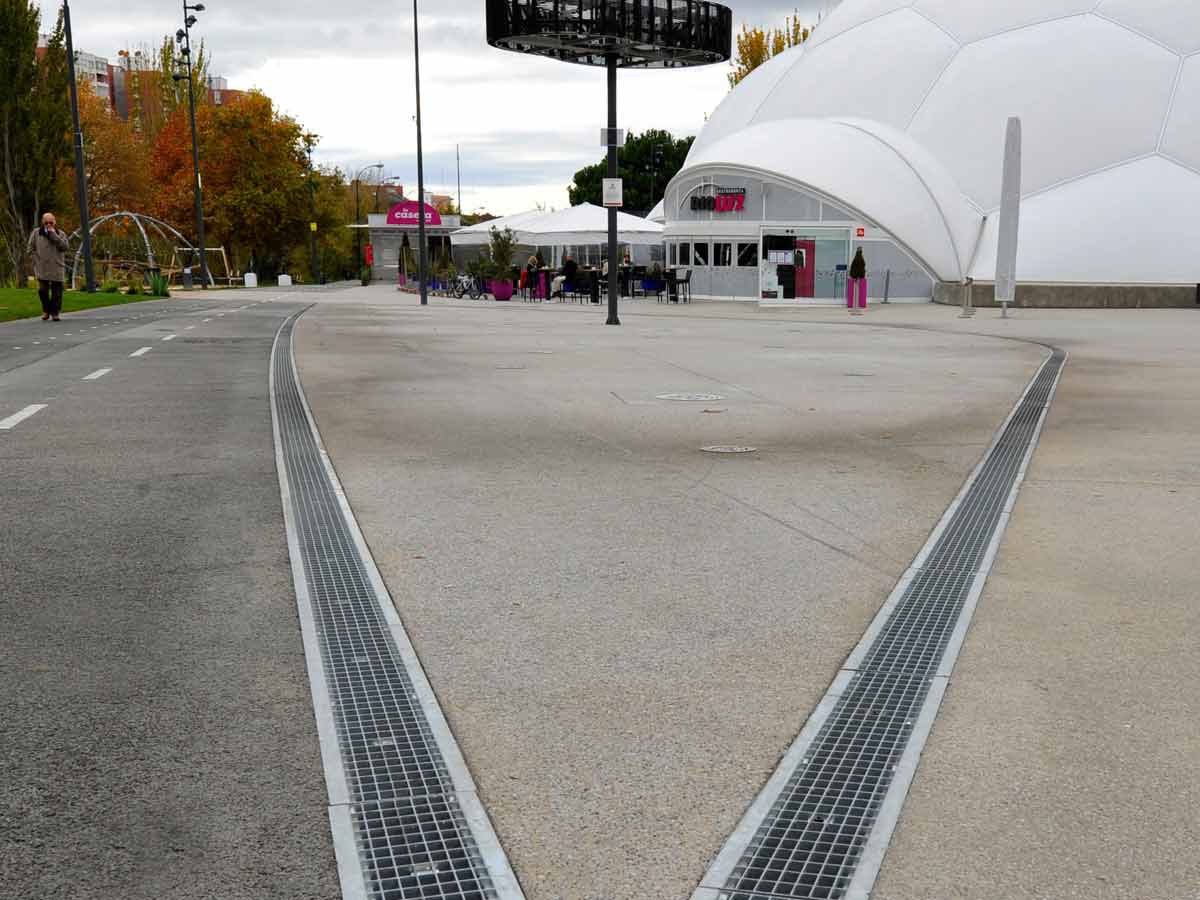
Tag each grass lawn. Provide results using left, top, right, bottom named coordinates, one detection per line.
left=0, top=287, right=169, bottom=323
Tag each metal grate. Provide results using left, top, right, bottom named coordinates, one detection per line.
left=716, top=349, right=1065, bottom=900
left=273, top=315, right=498, bottom=899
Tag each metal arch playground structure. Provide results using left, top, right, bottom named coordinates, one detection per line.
left=67, top=211, right=230, bottom=289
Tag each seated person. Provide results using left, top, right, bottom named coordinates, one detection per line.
left=552, top=255, right=579, bottom=296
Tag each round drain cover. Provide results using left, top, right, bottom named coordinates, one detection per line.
left=701, top=445, right=758, bottom=454
left=656, top=392, right=725, bottom=402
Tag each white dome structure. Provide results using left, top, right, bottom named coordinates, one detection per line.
left=664, top=0, right=1200, bottom=301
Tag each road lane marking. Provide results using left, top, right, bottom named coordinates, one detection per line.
left=185, top=325, right=195, bottom=330
left=83, top=368, right=113, bottom=381
left=162, top=334, right=176, bottom=341
left=203, top=318, right=211, bottom=322
left=130, top=346, right=152, bottom=357
left=0, top=404, right=47, bottom=430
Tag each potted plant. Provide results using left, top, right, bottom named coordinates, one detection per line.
left=360, top=265, right=372, bottom=286
left=484, top=226, right=516, bottom=300
left=644, top=262, right=664, bottom=294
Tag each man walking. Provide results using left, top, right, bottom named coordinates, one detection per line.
left=27, top=212, right=70, bottom=321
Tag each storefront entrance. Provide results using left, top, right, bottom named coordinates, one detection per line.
left=760, top=227, right=850, bottom=303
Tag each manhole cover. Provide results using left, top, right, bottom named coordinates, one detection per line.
left=657, top=392, right=725, bottom=402
left=702, top=445, right=758, bottom=454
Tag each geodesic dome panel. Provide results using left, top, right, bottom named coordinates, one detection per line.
left=676, top=0, right=1200, bottom=285
left=1162, top=56, right=1200, bottom=173
left=908, top=15, right=1178, bottom=210
left=753, top=10, right=956, bottom=132
left=1098, top=0, right=1200, bottom=55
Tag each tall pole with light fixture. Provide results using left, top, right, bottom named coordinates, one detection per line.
left=63, top=0, right=95, bottom=292
left=175, top=2, right=207, bottom=288
left=353, top=162, right=383, bottom=274
left=413, top=0, right=428, bottom=306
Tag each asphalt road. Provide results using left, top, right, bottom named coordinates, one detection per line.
left=0, top=294, right=340, bottom=900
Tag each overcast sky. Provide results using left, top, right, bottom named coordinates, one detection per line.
left=49, top=0, right=833, bottom=214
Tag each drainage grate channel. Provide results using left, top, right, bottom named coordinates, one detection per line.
left=270, top=311, right=523, bottom=900
left=697, top=348, right=1066, bottom=900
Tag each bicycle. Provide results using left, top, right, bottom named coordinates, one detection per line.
left=452, top=272, right=482, bottom=299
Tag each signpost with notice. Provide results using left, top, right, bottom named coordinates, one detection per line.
left=602, top=178, right=623, bottom=209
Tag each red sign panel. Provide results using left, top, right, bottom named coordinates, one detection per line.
left=690, top=189, right=746, bottom=213
left=856, top=227, right=866, bottom=237
left=386, top=200, right=442, bottom=227
left=364, top=243, right=375, bottom=266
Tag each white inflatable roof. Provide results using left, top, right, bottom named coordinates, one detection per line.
left=680, top=0, right=1200, bottom=284
left=452, top=204, right=662, bottom=247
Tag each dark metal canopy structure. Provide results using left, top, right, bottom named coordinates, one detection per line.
left=486, top=0, right=732, bottom=68
left=486, top=0, right=731, bottom=325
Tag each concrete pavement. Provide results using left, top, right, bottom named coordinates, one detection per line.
left=293, top=288, right=1047, bottom=899
left=6, top=282, right=1195, bottom=900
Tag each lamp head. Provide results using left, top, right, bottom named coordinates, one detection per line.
left=185, top=15, right=197, bottom=27
left=176, top=28, right=186, bottom=41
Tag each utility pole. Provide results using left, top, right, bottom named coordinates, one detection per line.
left=175, top=2, right=208, bottom=288
left=305, top=136, right=320, bottom=284
left=605, top=54, right=619, bottom=325
left=413, top=0, right=428, bottom=306
left=63, top=0, right=95, bottom=292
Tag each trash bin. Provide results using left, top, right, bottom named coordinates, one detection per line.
left=181, top=267, right=193, bottom=290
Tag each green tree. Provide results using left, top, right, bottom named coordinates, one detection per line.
left=567, top=129, right=693, bottom=213
left=0, top=1, right=71, bottom=282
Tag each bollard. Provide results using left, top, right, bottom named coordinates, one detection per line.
left=959, top=277, right=975, bottom=318
left=883, top=269, right=891, bottom=304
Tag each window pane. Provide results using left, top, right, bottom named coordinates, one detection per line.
left=693, top=242, right=709, bottom=266
left=669, top=243, right=677, bottom=265
left=737, top=242, right=758, bottom=267
left=713, top=243, right=732, bottom=267
left=679, top=242, right=690, bottom=266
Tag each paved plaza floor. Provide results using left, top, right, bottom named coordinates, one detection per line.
left=4, top=286, right=1196, bottom=900
left=292, top=288, right=1199, bottom=900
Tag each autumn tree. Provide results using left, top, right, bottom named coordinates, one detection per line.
left=728, top=10, right=812, bottom=88
left=0, top=0, right=71, bottom=282
left=59, top=86, right=151, bottom=216
left=567, top=129, right=694, bottom=212
left=151, top=90, right=312, bottom=277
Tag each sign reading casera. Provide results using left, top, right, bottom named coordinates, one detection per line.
left=690, top=187, right=746, bottom=213
left=386, top=200, right=442, bottom=227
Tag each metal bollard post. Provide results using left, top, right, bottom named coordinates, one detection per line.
left=883, top=269, right=891, bottom=304
left=959, top=277, right=975, bottom=318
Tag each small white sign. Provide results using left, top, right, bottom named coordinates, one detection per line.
left=602, top=178, right=623, bottom=208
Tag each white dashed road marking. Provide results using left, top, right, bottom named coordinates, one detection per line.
left=83, top=368, right=113, bottom=381
left=185, top=325, right=196, bottom=330
left=162, top=334, right=176, bottom=341
left=0, top=404, right=47, bottom=430
left=130, top=347, right=152, bottom=357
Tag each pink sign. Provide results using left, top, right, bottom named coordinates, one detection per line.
left=386, top=200, right=442, bottom=227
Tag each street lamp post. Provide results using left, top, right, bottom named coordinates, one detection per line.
left=353, top=162, right=383, bottom=273
left=174, top=2, right=207, bottom=288
left=305, top=135, right=321, bottom=284
left=413, top=0, right=428, bottom=306
left=62, top=0, right=95, bottom=292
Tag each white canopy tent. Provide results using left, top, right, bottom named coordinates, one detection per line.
left=451, top=203, right=663, bottom=266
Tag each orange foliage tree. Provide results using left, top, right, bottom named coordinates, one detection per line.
left=61, top=87, right=152, bottom=216
left=151, top=90, right=311, bottom=276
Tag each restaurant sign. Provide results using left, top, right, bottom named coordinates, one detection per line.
left=690, top=187, right=746, bottom=213
left=386, top=200, right=442, bottom=227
